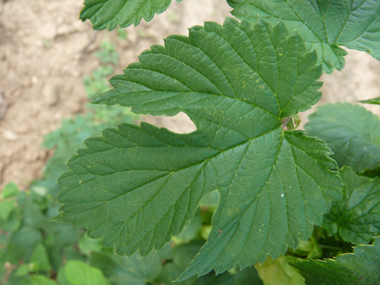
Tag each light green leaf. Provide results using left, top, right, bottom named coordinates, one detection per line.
left=305, top=103, right=380, bottom=173
left=63, top=260, right=108, bottom=285
left=199, top=191, right=219, bottom=208
left=323, top=167, right=380, bottom=244
left=89, top=251, right=161, bottom=285
left=0, top=200, right=15, bottom=220
left=30, top=243, right=52, bottom=272
left=172, top=212, right=203, bottom=244
left=292, top=237, right=380, bottom=284
left=80, top=0, right=181, bottom=30
left=2, top=182, right=19, bottom=198
left=359, top=97, right=380, bottom=105
left=78, top=236, right=103, bottom=255
left=255, top=256, right=305, bottom=285
left=228, top=0, right=380, bottom=73
left=54, top=18, right=341, bottom=278
left=15, top=265, right=30, bottom=277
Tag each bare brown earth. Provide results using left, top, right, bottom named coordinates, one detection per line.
left=0, top=0, right=379, bottom=189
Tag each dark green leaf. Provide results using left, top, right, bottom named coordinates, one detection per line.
left=228, top=0, right=380, bottom=73
left=233, top=266, right=263, bottom=285
left=80, top=0, right=180, bottom=30
left=63, top=247, right=87, bottom=263
left=323, top=167, right=380, bottom=244
left=55, top=19, right=341, bottom=278
left=359, top=97, right=380, bottom=105
left=305, top=103, right=380, bottom=173
left=292, top=237, right=380, bottom=284
left=157, top=263, right=197, bottom=285
left=90, top=251, right=161, bottom=285
left=7, top=227, right=42, bottom=263
left=194, top=271, right=235, bottom=285
left=172, top=241, right=204, bottom=270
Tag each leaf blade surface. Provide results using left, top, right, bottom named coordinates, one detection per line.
left=228, top=0, right=380, bottom=73
left=80, top=0, right=177, bottom=30
left=305, top=103, right=380, bottom=173
left=323, top=167, right=380, bottom=244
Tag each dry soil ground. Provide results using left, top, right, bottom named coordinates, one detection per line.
left=0, top=0, right=379, bottom=189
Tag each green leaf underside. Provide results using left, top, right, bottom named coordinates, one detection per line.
left=80, top=0, right=179, bottom=30
left=292, top=237, right=380, bottom=284
left=323, top=167, right=380, bottom=244
left=228, top=0, right=380, bottom=73
left=360, top=97, right=380, bottom=105
left=54, top=19, right=341, bottom=279
left=305, top=103, right=380, bottom=174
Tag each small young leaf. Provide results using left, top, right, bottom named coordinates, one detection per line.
left=54, top=19, right=341, bottom=278
left=80, top=0, right=178, bottom=30
left=305, top=103, right=380, bottom=174
left=228, top=0, right=380, bottom=73
left=359, top=97, right=380, bottom=105
left=323, top=167, right=380, bottom=244
left=292, top=237, right=380, bottom=284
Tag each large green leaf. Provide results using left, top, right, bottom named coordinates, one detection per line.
left=305, top=103, right=380, bottom=173
left=80, top=0, right=181, bottom=30
left=292, top=237, right=380, bottom=284
left=323, top=167, right=380, bottom=244
left=54, top=19, right=341, bottom=278
left=228, top=0, right=380, bottom=73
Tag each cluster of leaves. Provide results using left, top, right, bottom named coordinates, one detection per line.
left=53, top=0, right=380, bottom=283
left=4, top=0, right=380, bottom=284
left=2, top=183, right=250, bottom=284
